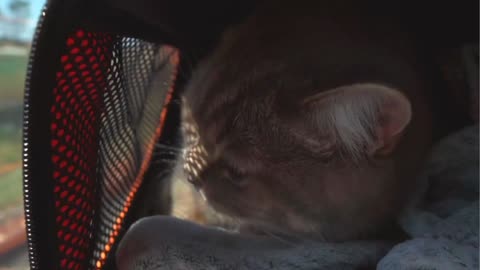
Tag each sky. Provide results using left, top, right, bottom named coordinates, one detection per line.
left=0, top=0, right=46, bottom=41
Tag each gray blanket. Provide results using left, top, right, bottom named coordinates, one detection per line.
left=116, top=125, right=479, bottom=270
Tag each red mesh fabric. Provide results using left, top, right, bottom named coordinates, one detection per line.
left=51, top=30, right=113, bottom=270
left=49, top=29, right=179, bottom=269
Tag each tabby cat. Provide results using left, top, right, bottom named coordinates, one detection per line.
left=169, top=0, right=433, bottom=241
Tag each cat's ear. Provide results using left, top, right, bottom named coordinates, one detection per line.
left=303, top=83, right=412, bottom=159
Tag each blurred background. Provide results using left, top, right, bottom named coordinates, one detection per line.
left=0, top=0, right=45, bottom=269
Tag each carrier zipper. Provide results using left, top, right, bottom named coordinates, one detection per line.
left=22, top=3, right=49, bottom=270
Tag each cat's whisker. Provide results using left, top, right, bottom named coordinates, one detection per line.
left=154, top=149, right=182, bottom=155
left=154, top=156, right=178, bottom=161
left=168, top=98, right=182, bottom=106
left=153, top=149, right=181, bottom=155
left=152, top=169, right=176, bottom=180
left=154, top=143, right=183, bottom=152
left=157, top=170, right=174, bottom=178
left=260, top=229, right=298, bottom=247
left=155, top=142, right=181, bottom=148
left=152, top=158, right=177, bottom=164
left=198, top=190, right=207, bottom=201
left=164, top=147, right=181, bottom=152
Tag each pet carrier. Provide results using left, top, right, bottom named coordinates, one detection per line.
left=21, top=0, right=255, bottom=269
left=21, top=0, right=477, bottom=269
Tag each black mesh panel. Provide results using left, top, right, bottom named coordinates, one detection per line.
left=93, top=39, right=179, bottom=268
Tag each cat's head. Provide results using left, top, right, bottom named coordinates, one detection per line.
left=177, top=2, right=424, bottom=240
left=180, top=79, right=413, bottom=239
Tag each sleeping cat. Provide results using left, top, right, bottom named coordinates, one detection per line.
left=172, top=0, right=433, bottom=241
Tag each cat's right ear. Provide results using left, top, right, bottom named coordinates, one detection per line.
left=302, top=83, right=412, bottom=160
left=104, top=0, right=256, bottom=51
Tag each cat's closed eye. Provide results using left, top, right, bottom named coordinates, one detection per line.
left=221, top=165, right=248, bottom=187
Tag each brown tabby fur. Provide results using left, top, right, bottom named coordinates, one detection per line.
left=171, top=0, right=433, bottom=241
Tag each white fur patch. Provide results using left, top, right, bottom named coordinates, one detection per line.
left=305, top=83, right=411, bottom=160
